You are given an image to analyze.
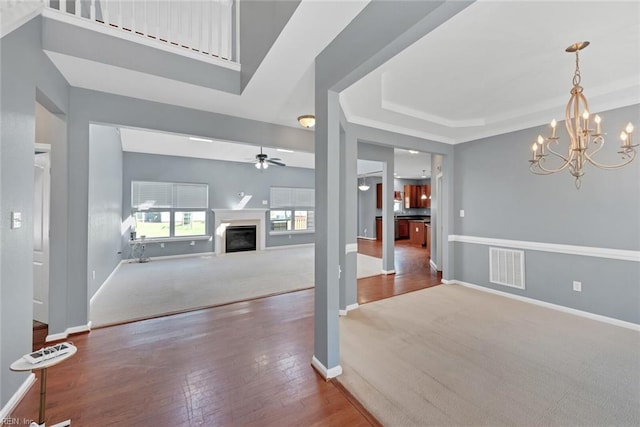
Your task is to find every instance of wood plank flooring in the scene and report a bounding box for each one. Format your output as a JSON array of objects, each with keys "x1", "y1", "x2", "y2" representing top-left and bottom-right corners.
[
  {"x1": 10, "y1": 241, "x2": 438, "y2": 426},
  {"x1": 357, "y1": 239, "x2": 442, "y2": 304}
]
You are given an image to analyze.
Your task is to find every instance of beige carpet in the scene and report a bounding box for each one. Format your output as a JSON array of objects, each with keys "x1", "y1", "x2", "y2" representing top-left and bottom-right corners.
[
  {"x1": 339, "y1": 284, "x2": 640, "y2": 427},
  {"x1": 91, "y1": 246, "x2": 381, "y2": 327}
]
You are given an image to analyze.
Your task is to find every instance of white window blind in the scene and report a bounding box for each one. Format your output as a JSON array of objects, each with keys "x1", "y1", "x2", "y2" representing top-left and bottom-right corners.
[
  {"x1": 270, "y1": 187, "x2": 315, "y2": 208},
  {"x1": 132, "y1": 181, "x2": 208, "y2": 209}
]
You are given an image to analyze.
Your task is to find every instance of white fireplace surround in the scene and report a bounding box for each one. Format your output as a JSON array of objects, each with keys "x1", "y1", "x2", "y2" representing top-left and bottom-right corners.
[{"x1": 212, "y1": 209, "x2": 267, "y2": 255}]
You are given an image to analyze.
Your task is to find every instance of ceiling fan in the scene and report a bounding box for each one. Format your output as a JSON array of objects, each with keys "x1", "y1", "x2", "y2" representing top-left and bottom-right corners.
[{"x1": 254, "y1": 146, "x2": 286, "y2": 169}]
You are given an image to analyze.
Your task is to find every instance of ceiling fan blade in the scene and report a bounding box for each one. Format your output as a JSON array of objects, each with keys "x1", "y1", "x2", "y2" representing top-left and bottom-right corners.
[
  {"x1": 270, "y1": 157, "x2": 282, "y2": 161},
  {"x1": 267, "y1": 159, "x2": 286, "y2": 167}
]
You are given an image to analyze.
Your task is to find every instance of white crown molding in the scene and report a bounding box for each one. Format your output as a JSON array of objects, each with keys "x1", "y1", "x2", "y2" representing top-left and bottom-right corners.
[
  {"x1": 311, "y1": 356, "x2": 343, "y2": 379},
  {"x1": 446, "y1": 280, "x2": 640, "y2": 331},
  {"x1": 347, "y1": 115, "x2": 456, "y2": 144},
  {"x1": 448, "y1": 235, "x2": 640, "y2": 262},
  {"x1": 0, "y1": 374, "x2": 36, "y2": 422},
  {"x1": 381, "y1": 98, "x2": 485, "y2": 128}
]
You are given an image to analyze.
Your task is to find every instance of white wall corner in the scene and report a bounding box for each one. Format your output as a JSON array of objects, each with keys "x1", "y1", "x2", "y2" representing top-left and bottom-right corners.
[
  {"x1": 311, "y1": 356, "x2": 343, "y2": 380},
  {"x1": 0, "y1": 373, "x2": 36, "y2": 422}
]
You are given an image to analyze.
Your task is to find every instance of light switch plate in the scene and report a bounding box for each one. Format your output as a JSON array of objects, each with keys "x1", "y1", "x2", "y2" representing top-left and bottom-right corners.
[
  {"x1": 459, "y1": 210, "x2": 465, "y2": 218},
  {"x1": 11, "y1": 211, "x2": 22, "y2": 229}
]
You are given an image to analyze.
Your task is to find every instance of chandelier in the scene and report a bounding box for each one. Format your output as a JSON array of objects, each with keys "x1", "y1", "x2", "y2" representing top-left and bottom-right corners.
[{"x1": 529, "y1": 41, "x2": 636, "y2": 189}]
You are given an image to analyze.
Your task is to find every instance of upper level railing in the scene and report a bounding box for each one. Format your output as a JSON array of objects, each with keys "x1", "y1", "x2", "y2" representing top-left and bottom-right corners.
[{"x1": 41, "y1": 0, "x2": 238, "y2": 64}]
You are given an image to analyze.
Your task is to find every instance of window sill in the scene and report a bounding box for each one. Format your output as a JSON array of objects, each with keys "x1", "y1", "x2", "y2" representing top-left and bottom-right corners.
[
  {"x1": 129, "y1": 236, "x2": 211, "y2": 244},
  {"x1": 269, "y1": 231, "x2": 315, "y2": 236}
]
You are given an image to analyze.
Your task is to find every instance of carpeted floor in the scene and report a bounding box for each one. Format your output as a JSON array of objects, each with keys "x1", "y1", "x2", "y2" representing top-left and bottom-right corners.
[
  {"x1": 91, "y1": 245, "x2": 381, "y2": 327},
  {"x1": 339, "y1": 284, "x2": 640, "y2": 427}
]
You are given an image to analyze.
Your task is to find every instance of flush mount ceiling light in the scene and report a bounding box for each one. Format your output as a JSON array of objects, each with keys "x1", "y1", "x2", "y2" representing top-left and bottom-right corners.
[
  {"x1": 358, "y1": 177, "x2": 370, "y2": 191},
  {"x1": 297, "y1": 115, "x2": 315, "y2": 129},
  {"x1": 529, "y1": 41, "x2": 636, "y2": 189},
  {"x1": 408, "y1": 150, "x2": 419, "y2": 154}
]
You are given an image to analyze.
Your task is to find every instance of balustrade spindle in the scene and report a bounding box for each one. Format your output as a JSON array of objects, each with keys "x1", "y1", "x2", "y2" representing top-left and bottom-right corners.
[
  {"x1": 74, "y1": 0, "x2": 80, "y2": 17},
  {"x1": 117, "y1": 0, "x2": 123, "y2": 29},
  {"x1": 59, "y1": 0, "x2": 66, "y2": 14},
  {"x1": 89, "y1": 0, "x2": 95, "y2": 21}
]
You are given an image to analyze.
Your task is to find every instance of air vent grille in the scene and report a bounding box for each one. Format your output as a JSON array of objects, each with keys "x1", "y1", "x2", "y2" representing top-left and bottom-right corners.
[{"x1": 489, "y1": 247, "x2": 525, "y2": 289}]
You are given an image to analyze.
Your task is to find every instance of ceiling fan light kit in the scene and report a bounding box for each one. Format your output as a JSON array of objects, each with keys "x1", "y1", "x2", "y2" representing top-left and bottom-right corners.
[
  {"x1": 358, "y1": 177, "x2": 370, "y2": 191},
  {"x1": 255, "y1": 146, "x2": 286, "y2": 170},
  {"x1": 528, "y1": 41, "x2": 636, "y2": 189}
]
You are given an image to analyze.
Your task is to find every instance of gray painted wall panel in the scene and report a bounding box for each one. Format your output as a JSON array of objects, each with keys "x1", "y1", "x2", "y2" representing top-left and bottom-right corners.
[
  {"x1": 88, "y1": 125, "x2": 123, "y2": 298},
  {"x1": 453, "y1": 104, "x2": 640, "y2": 323},
  {"x1": 357, "y1": 176, "x2": 381, "y2": 238},
  {"x1": 0, "y1": 17, "x2": 69, "y2": 407},
  {"x1": 122, "y1": 152, "x2": 315, "y2": 258},
  {"x1": 43, "y1": 18, "x2": 240, "y2": 94},
  {"x1": 239, "y1": 0, "x2": 300, "y2": 90}
]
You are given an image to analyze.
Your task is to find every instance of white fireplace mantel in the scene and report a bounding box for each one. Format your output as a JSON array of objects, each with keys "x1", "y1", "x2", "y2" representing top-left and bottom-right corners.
[{"x1": 212, "y1": 209, "x2": 267, "y2": 255}]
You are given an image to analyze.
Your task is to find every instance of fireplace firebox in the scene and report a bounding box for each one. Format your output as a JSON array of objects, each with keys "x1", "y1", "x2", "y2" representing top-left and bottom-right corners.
[{"x1": 225, "y1": 225, "x2": 257, "y2": 253}]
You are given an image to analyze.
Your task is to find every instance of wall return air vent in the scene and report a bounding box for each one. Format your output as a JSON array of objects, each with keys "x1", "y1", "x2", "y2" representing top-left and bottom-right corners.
[{"x1": 489, "y1": 247, "x2": 525, "y2": 290}]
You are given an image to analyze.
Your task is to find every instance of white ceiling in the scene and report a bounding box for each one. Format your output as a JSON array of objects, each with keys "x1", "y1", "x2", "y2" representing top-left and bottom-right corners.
[
  {"x1": 121, "y1": 127, "x2": 432, "y2": 178},
  {"x1": 342, "y1": 0, "x2": 640, "y2": 144},
  {"x1": 49, "y1": 1, "x2": 639, "y2": 152}
]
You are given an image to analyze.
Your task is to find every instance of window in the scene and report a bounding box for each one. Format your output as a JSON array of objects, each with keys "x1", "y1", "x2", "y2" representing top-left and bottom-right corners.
[
  {"x1": 269, "y1": 187, "x2": 314, "y2": 233},
  {"x1": 132, "y1": 181, "x2": 208, "y2": 239}
]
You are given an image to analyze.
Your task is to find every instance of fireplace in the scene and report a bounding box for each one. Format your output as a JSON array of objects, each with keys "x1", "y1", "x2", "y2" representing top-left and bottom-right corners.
[
  {"x1": 225, "y1": 225, "x2": 257, "y2": 253},
  {"x1": 212, "y1": 209, "x2": 267, "y2": 255}
]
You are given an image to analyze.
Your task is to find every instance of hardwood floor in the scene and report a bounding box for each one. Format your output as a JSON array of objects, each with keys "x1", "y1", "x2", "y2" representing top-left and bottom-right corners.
[
  {"x1": 357, "y1": 239, "x2": 442, "y2": 304},
  {"x1": 10, "y1": 240, "x2": 438, "y2": 426}
]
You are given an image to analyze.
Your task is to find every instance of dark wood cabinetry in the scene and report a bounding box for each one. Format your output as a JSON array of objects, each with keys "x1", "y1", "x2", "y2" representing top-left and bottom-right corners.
[
  {"x1": 376, "y1": 183, "x2": 382, "y2": 209},
  {"x1": 404, "y1": 184, "x2": 431, "y2": 209},
  {"x1": 397, "y1": 219, "x2": 409, "y2": 239},
  {"x1": 375, "y1": 218, "x2": 382, "y2": 241},
  {"x1": 409, "y1": 221, "x2": 425, "y2": 246}
]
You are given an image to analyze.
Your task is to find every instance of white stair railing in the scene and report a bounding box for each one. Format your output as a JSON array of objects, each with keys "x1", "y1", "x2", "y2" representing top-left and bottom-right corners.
[{"x1": 41, "y1": 0, "x2": 237, "y2": 63}]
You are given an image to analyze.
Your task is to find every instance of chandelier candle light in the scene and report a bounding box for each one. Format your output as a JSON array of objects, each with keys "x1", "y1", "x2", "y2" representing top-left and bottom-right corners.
[{"x1": 529, "y1": 41, "x2": 636, "y2": 189}]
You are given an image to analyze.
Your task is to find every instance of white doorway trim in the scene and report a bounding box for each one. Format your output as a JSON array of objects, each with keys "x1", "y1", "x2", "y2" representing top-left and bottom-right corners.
[
  {"x1": 33, "y1": 151, "x2": 51, "y2": 323},
  {"x1": 435, "y1": 172, "x2": 443, "y2": 271}
]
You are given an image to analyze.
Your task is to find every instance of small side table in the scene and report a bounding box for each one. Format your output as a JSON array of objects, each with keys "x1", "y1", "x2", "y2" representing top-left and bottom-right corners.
[{"x1": 10, "y1": 344, "x2": 77, "y2": 427}]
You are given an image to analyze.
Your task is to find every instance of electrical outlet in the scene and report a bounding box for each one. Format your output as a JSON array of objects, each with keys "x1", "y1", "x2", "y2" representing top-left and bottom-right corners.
[
  {"x1": 262, "y1": 200, "x2": 268, "y2": 205},
  {"x1": 190, "y1": 241, "x2": 195, "y2": 246},
  {"x1": 160, "y1": 242, "x2": 165, "y2": 248},
  {"x1": 573, "y1": 281, "x2": 582, "y2": 292},
  {"x1": 92, "y1": 270, "x2": 96, "y2": 280}
]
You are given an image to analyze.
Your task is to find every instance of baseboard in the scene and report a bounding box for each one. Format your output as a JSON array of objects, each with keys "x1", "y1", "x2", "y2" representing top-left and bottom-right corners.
[
  {"x1": 339, "y1": 303, "x2": 359, "y2": 316},
  {"x1": 90, "y1": 262, "x2": 122, "y2": 305},
  {"x1": 311, "y1": 356, "x2": 343, "y2": 380},
  {"x1": 449, "y1": 279, "x2": 640, "y2": 331},
  {"x1": 381, "y1": 269, "x2": 396, "y2": 275},
  {"x1": 357, "y1": 236, "x2": 376, "y2": 241},
  {"x1": 265, "y1": 243, "x2": 315, "y2": 250},
  {"x1": 123, "y1": 251, "x2": 216, "y2": 264},
  {"x1": 429, "y1": 259, "x2": 438, "y2": 271},
  {"x1": 345, "y1": 243, "x2": 358, "y2": 254},
  {"x1": 46, "y1": 322, "x2": 92, "y2": 342},
  {"x1": 0, "y1": 373, "x2": 35, "y2": 422}
]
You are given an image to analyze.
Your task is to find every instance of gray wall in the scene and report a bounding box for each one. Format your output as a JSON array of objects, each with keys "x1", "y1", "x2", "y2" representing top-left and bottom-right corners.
[
  {"x1": 122, "y1": 152, "x2": 315, "y2": 258},
  {"x1": 453, "y1": 103, "x2": 640, "y2": 324},
  {"x1": 0, "y1": 17, "x2": 69, "y2": 408},
  {"x1": 239, "y1": 0, "x2": 300, "y2": 90},
  {"x1": 357, "y1": 176, "x2": 381, "y2": 238},
  {"x1": 88, "y1": 125, "x2": 123, "y2": 298}
]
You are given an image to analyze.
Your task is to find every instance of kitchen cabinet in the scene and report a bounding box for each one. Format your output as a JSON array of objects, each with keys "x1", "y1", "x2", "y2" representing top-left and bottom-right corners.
[
  {"x1": 376, "y1": 183, "x2": 382, "y2": 209},
  {"x1": 425, "y1": 223, "x2": 431, "y2": 252},
  {"x1": 404, "y1": 184, "x2": 431, "y2": 209},
  {"x1": 397, "y1": 219, "x2": 409, "y2": 239},
  {"x1": 375, "y1": 218, "x2": 382, "y2": 241},
  {"x1": 409, "y1": 221, "x2": 425, "y2": 246}
]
